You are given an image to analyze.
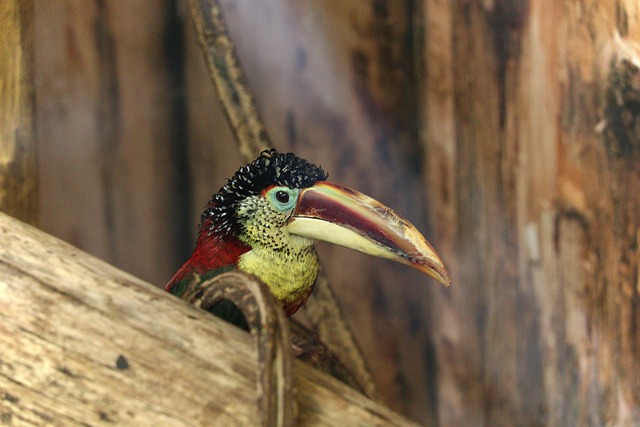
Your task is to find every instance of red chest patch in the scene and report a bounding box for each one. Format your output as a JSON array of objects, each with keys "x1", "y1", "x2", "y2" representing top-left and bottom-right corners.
[{"x1": 165, "y1": 231, "x2": 250, "y2": 293}]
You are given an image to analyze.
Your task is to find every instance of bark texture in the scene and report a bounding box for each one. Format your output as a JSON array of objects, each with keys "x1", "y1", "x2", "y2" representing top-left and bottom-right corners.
[{"x1": 422, "y1": 0, "x2": 640, "y2": 425}]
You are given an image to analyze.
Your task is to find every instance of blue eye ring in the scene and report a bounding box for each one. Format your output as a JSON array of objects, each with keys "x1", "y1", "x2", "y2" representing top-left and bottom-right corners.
[{"x1": 267, "y1": 187, "x2": 299, "y2": 212}]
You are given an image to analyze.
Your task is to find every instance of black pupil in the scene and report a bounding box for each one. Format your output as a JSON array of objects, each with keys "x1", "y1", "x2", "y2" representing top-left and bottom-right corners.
[{"x1": 275, "y1": 190, "x2": 290, "y2": 203}]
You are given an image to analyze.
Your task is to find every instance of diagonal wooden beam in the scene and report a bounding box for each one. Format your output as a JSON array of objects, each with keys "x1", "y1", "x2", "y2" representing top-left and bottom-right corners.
[{"x1": 186, "y1": 0, "x2": 270, "y2": 161}]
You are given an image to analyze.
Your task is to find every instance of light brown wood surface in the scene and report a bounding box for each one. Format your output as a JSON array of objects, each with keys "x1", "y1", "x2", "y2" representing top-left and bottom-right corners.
[
  {"x1": 422, "y1": 0, "x2": 640, "y2": 425},
  {"x1": 0, "y1": 211, "x2": 416, "y2": 426}
]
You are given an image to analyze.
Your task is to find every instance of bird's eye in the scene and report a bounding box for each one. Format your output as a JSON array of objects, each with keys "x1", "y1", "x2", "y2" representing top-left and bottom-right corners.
[
  {"x1": 275, "y1": 190, "x2": 289, "y2": 203},
  {"x1": 267, "y1": 187, "x2": 298, "y2": 212}
]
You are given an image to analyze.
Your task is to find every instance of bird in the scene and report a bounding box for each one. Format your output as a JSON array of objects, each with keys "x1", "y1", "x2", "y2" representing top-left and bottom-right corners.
[{"x1": 166, "y1": 149, "x2": 450, "y2": 318}]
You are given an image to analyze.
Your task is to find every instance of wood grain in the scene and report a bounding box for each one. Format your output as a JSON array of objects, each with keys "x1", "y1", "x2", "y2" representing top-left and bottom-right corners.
[
  {"x1": 421, "y1": 0, "x2": 640, "y2": 424},
  {"x1": 0, "y1": 211, "x2": 417, "y2": 426},
  {"x1": 33, "y1": 0, "x2": 188, "y2": 285}
]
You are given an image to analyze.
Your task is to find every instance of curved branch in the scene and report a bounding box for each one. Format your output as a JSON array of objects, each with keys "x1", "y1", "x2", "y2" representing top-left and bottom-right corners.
[{"x1": 185, "y1": 272, "x2": 295, "y2": 427}]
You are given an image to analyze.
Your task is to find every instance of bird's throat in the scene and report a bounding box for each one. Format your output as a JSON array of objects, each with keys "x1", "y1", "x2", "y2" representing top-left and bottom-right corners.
[{"x1": 237, "y1": 244, "x2": 319, "y2": 314}]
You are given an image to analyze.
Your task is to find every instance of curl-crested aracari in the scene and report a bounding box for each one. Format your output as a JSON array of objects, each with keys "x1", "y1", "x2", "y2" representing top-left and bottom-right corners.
[{"x1": 166, "y1": 149, "x2": 450, "y2": 317}]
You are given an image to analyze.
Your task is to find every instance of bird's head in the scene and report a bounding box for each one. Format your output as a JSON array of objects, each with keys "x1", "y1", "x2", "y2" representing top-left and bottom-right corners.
[
  {"x1": 199, "y1": 149, "x2": 451, "y2": 288},
  {"x1": 201, "y1": 149, "x2": 328, "y2": 254}
]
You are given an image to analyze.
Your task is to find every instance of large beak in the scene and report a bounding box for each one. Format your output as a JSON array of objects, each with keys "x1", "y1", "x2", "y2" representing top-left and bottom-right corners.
[{"x1": 286, "y1": 181, "x2": 451, "y2": 286}]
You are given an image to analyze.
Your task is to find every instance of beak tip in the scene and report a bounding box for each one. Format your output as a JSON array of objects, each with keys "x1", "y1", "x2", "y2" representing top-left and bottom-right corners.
[
  {"x1": 432, "y1": 267, "x2": 452, "y2": 287},
  {"x1": 412, "y1": 258, "x2": 451, "y2": 287},
  {"x1": 441, "y1": 275, "x2": 452, "y2": 287}
]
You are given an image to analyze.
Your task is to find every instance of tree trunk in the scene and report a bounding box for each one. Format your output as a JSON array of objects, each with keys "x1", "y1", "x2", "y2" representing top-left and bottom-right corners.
[
  {"x1": 422, "y1": 0, "x2": 640, "y2": 425},
  {"x1": 0, "y1": 0, "x2": 37, "y2": 225}
]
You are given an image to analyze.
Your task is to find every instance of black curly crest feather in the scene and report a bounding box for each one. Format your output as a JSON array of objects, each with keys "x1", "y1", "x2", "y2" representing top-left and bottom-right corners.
[{"x1": 201, "y1": 149, "x2": 328, "y2": 236}]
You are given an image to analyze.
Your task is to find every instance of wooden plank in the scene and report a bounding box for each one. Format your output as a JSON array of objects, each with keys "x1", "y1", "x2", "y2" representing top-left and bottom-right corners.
[
  {"x1": 0, "y1": 212, "x2": 417, "y2": 426},
  {"x1": 33, "y1": 0, "x2": 187, "y2": 285},
  {"x1": 0, "y1": 0, "x2": 38, "y2": 225}
]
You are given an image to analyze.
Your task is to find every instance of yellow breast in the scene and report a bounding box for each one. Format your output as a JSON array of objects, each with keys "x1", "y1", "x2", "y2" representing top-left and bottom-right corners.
[{"x1": 237, "y1": 245, "x2": 319, "y2": 305}]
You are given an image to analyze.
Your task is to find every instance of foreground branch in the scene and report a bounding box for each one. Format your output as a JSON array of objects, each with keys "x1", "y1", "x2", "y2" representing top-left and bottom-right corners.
[{"x1": 183, "y1": 272, "x2": 295, "y2": 427}]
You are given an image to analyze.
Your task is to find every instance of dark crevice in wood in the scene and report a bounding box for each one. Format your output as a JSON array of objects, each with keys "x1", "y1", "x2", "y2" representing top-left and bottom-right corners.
[
  {"x1": 164, "y1": 0, "x2": 193, "y2": 263},
  {"x1": 94, "y1": 0, "x2": 121, "y2": 263},
  {"x1": 488, "y1": 0, "x2": 529, "y2": 128},
  {"x1": 604, "y1": 58, "x2": 640, "y2": 159}
]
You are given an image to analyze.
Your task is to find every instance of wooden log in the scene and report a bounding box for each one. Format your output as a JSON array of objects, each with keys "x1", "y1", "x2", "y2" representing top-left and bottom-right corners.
[
  {"x1": 0, "y1": 0, "x2": 37, "y2": 225},
  {"x1": 0, "y1": 211, "x2": 416, "y2": 426}
]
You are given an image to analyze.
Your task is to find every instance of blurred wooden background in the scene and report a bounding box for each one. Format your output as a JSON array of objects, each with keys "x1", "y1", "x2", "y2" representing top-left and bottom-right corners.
[{"x1": 2, "y1": 0, "x2": 638, "y2": 425}]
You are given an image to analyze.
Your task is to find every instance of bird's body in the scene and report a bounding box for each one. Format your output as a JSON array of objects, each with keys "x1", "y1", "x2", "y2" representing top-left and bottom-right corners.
[{"x1": 166, "y1": 149, "x2": 450, "y2": 317}]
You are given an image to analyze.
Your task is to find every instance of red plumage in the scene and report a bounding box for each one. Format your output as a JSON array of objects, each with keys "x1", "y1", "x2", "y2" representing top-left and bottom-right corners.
[{"x1": 165, "y1": 218, "x2": 250, "y2": 294}]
